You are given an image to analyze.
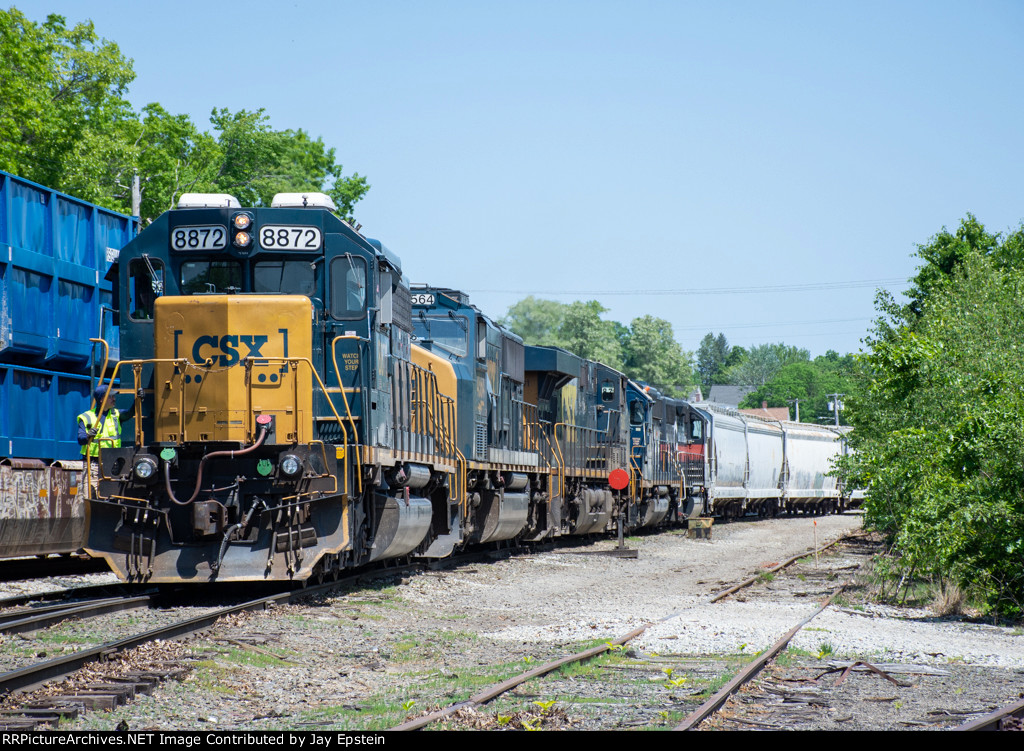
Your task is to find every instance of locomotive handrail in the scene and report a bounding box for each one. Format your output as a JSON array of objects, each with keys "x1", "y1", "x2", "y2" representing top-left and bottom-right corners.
[
  {"x1": 88, "y1": 337, "x2": 110, "y2": 391},
  {"x1": 247, "y1": 355, "x2": 356, "y2": 497},
  {"x1": 86, "y1": 337, "x2": 112, "y2": 499},
  {"x1": 397, "y1": 358, "x2": 467, "y2": 512},
  {"x1": 552, "y1": 421, "x2": 611, "y2": 500},
  {"x1": 412, "y1": 391, "x2": 467, "y2": 513},
  {"x1": 330, "y1": 335, "x2": 369, "y2": 494},
  {"x1": 86, "y1": 357, "x2": 189, "y2": 499},
  {"x1": 551, "y1": 422, "x2": 568, "y2": 500}
]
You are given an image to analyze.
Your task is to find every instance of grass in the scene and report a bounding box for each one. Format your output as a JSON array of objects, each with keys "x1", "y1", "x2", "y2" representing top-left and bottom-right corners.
[
  {"x1": 774, "y1": 646, "x2": 815, "y2": 667},
  {"x1": 33, "y1": 630, "x2": 95, "y2": 646},
  {"x1": 387, "y1": 630, "x2": 478, "y2": 663},
  {"x1": 196, "y1": 645, "x2": 296, "y2": 669},
  {"x1": 757, "y1": 571, "x2": 775, "y2": 583},
  {"x1": 293, "y1": 660, "x2": 533, "y2": 730}
]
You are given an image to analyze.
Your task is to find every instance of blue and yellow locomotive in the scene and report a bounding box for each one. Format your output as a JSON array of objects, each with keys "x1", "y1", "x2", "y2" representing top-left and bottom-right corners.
[{"x1": 86, "y1": 193, "x2": 460, "y2": 582}]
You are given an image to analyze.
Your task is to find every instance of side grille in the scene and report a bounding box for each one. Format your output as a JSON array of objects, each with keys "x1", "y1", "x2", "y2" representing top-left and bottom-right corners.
[
  {"x1": 474, "y1": 422, "x2": 488, "y2": 461},
  {"x1": 393, "y1": 283, "x2": 413, "y2": 333}
]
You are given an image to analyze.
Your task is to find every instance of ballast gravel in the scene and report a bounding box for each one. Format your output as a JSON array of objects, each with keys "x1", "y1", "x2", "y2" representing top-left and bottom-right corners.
[{"x1": 3, "y1": 512, "x2": 1022, "y2": 731}]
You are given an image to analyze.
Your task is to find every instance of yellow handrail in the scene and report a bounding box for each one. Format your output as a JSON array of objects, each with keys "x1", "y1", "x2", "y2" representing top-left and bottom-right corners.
[
  {"x1": 329, "y1": 336, "x2": 368, "y2": 495},
  {"x1": 250, "y1": 355, "x2": 354, "y2": 497},
  {"x1": 85, "y1": 357, "x2": 189, "y2": 500},
  {"x1": 552, "y1": 422, "x2": 569, "y2": 500}
]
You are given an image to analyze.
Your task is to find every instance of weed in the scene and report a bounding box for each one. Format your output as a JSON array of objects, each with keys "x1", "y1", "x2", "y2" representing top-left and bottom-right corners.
[
  {"x1": 932, "y1": 580, "x2": 964, "y2": 616},
  {"x1": 533, "y1": 700, "x2": 557, "y2": 714},
  {"x1": 816, "y1": 642, "x2": 835, "y2": 659},
  {"x1": 758, "y1": 571, "x2": 775, "y2": 583},
  {"x1": 401, "y1": 700, "x2": 415, "y2": 712},
  {"x1": 796, "y1": 573, "x2": 807, "y2": 582}
]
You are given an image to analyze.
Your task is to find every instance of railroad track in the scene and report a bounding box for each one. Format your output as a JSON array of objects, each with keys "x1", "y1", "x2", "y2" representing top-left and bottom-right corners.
[
  {"x1": 0, "y1": 556, "x2": 108, "y2": 583},
  {"x1": 15, "y1": 518, "x2": 1010, "y2": 732},
  {"x1": 956, "y1": 698, "x2": 1024, "y2": 731},
  {"x1": 0, "y1": 563, "x2": 424, "y2": 729},
  {"x1": 389, "y1": 533, "x2": 869, "y2": 731},
  {"x1": 0, "y1": 594, "x2": 155, "y2": 636}
]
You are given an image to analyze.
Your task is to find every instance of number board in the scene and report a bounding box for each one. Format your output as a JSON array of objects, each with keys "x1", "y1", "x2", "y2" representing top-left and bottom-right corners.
[
  {"x1": 171, "y1": 226, "x2": 228, "y2": 251},
  {"x1": 411, "y1": 293, "x2": 435, "y2": 306},
  {"x1": 259, "y1": 225, "x2": 323, "y2": 251}
]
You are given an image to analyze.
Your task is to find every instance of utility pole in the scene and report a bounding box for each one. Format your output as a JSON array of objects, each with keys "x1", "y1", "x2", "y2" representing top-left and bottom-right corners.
[
  {"x1": 131, "y1": 171, "x2": 141, "y2": 218},
  {"x1": 786, "y1": 398, "x2": 801, "y2": 422},
  {"x1": 826, "y1": 393, "x2": 844, "y2": 427}
]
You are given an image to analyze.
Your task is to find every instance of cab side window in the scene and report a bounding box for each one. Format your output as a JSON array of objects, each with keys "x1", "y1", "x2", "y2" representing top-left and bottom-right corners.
[
  {"x1": 129, "y1": 258, "x2": 163, "y2": 321},
  {"x1": 330, "y1": 256, "x2": 367, "y2": 319}
]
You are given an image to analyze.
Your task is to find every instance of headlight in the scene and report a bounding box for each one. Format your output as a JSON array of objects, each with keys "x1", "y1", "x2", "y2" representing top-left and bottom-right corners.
[
  {"x1": 133, "y1": 456, "x2": 158, "y2": 481},
  {"x1": 279, "y1": 454, "x2": 302, "y2": 477},
  {"x1": 233, "y1": 230, "x2": 252, "y2": 248}
]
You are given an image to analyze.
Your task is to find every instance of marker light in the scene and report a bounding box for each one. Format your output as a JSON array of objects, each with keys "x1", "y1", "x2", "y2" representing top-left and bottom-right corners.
[
  {"x1": 233, "y1": 230, "x2": 252, "y2": 248},
  {"x1": 233, "y1": 213, "x2": 253, "y2": 230}
]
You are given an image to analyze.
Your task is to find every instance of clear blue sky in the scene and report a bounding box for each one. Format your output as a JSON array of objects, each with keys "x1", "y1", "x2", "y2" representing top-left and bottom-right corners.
[{"x1": 19, "y1": 0, "x2": 1024, "y2": 357}]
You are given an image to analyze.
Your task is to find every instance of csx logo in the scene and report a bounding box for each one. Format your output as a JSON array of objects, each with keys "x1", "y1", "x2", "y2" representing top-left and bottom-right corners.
[{"x1": 173, "y1": 329, "x2": 289, "y2": 367}]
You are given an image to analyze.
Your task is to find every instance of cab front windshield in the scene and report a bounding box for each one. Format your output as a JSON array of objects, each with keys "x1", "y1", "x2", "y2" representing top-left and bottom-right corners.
[{"x1": 412, "y1": 313, "x2": 468, "y2": 357}]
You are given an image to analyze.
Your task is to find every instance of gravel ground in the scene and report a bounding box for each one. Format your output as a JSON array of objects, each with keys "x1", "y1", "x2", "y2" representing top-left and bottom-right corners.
[{"x1": 3, "y1": 512, "x2": 1022, "y2": 731}]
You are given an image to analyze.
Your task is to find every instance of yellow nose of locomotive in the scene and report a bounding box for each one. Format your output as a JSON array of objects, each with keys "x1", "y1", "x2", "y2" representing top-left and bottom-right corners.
[{"x1": 153, "y1": 295, "x2": 313, "y2": 444}]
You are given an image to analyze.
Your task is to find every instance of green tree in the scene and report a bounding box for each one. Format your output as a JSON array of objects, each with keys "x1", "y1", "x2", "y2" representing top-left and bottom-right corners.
[
  {"x1": 725, "y1": 342, "x2": 809, "y2": 390},
  {"x1": 557, "y1": 300, "x2": 622, "y2": 368},
  {"x1": 499, "y1": 297, "x2": 567, "y2": 346},
  {"x1": 623, "y1": 315, "x2": 694, "y2": 395},
  {"x1": 131, "y1": 103, "x2": 219, "y2": 223},
  {"x1": 0, "y1": 9, "x2": 370, "y2": 222},
  {"x1": 696, "y1": 332, "x2": 732, "y2": 395},
  {"x1": 740, "y1": 354, "x2": 859, "y2": 423},
  {"x1": 0, "y1": 9, "x2": 136, "y2": 204},
  {"x1": 846, "y1": 218, "x2": 1024, "y2": 616}
]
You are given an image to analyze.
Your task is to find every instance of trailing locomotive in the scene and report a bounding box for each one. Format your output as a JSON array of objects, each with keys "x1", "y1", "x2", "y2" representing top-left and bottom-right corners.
[{"x1": 83, "y1": 193, "x2": 855, "y2": 583}]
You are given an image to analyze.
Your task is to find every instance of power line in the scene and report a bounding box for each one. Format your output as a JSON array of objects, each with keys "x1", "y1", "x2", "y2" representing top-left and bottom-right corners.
[
  {"x1": 467, "y1": 278, "x2": 909, "y2": 296},
  {"x1": 674, "y1": 316, "x2": 871, "y2": 332}
]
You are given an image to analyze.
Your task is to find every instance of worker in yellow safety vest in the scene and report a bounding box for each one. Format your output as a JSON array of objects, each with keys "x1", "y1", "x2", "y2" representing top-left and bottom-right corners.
[
  {"x1": 77, "y1": 383, "x2": 137, "y2": 456},
  {"x1": 78, "y1": 383, "x2": 143, "y2": 497}
]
